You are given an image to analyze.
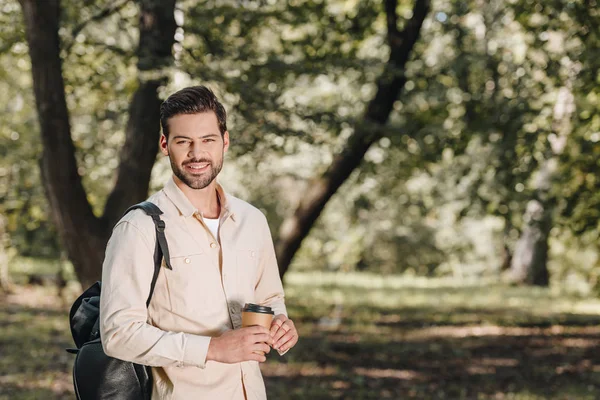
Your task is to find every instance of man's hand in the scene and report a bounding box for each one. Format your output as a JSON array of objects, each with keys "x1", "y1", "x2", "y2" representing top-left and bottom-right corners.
[
  {"x1": 269, "y1": 314, "x2": 298, "y2": 354},
  {"x1": 207, "y1": 326, "x2": 273, "y2": 363}
]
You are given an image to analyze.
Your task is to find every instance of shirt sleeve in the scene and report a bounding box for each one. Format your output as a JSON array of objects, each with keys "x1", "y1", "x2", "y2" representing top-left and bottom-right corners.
[
  {"x1": 99, "y1": 219, "x2": 211, "y2": 368},
  {"x1": 254, "y1": 214, "x2": 287, "y2": 318}
]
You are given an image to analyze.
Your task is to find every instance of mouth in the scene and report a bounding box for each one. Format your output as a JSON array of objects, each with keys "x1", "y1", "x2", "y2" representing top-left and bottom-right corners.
[{"x1": 184, "y1": 162, "x2": 211, "y2": 174}]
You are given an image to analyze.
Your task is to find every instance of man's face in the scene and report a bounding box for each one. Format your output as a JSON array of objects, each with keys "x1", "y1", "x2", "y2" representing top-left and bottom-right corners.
[{"x1": 160, "y1": 112, "x2": 229, "y2": 190}]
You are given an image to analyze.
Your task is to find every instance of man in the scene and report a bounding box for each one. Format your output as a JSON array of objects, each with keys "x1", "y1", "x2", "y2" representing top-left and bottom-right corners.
[{"x1": 100, "y1": 86, "x2": 298, "y2": 399}]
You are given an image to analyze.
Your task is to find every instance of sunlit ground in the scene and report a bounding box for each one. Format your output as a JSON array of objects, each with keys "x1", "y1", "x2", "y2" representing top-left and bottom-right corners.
[{"x1": 1, "y1": 270, "x2": 600, "y2": 399}]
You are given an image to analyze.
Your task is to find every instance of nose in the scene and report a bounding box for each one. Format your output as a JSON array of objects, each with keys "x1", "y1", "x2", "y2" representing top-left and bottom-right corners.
[{"x1": 188, "y1": 141, "x2": 206, "y2": 159}]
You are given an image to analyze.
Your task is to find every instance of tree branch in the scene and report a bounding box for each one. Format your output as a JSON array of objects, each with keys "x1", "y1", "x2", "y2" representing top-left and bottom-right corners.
[
  {"x1": 385, "y1": 0, "x2": 400, "y2": 47},
  {"x1": 84, "y1": 40, "x2": 130, "y2": 57},
  {"x1": 63, "y1": 0, "x2": 131, "y2": 53},
  {"x1": 275, "y1": 0, "x2": 431, "y2": 278}
]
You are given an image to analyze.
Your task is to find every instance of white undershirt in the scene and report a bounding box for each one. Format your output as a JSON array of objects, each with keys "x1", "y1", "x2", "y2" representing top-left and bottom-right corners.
[{"x1": 203, "y1": 217, "x2": 220, "y2": 241}]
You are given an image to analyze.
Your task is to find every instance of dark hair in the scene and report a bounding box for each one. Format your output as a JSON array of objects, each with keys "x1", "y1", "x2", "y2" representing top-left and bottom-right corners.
[{"x1": 160, "y1": 86, "x2": 227, "y2": 138}]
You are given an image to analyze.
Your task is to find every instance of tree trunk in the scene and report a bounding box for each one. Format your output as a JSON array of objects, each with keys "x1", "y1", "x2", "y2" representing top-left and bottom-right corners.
[
  {"x1": 500, "y1": 220, "x2": 514, "y2": 271},
  {"x1": 510, "y1": 84, "x2": 576, "y2": 285},
  {"x1": 510, "y1": 198, "x2": 551, "y2": 285},
  {"x1": 103, "y1": 0, "x2": 177, "y2": 229},
  {"x1": 20, "y1": 0, "x2": 106, "y2": 288},
  {"x1": 20, "y1": 0, "x2": 176, "y2": 288},
  {"x1": 275, "y1": 0, "x2": 431, "y2": 278},
  {"x1": 0, "y1": 214, "x2": 12, "y2": 293}
]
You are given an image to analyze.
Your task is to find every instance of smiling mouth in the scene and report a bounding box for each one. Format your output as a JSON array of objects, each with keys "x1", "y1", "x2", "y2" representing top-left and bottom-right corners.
[{"x1": 185, "y1": 162, "x2": 210, "y2": 173}]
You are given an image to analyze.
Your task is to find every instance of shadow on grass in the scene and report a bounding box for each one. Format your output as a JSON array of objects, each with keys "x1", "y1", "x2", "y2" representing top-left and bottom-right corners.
[
  {"x1": 373, "y1": 306, "x2": 600, "y2": 329},
  {"x1": 0, "y1": 385, "x2": 70, "y2": 400},
  {"x1": 289, "y1": 299, "x2": 600, "y2": 329},
  {"x1": 263, "y1": 306, "x2": 600, "y2": 399},
  {"x1": 0, "y1": 299, "x2": 73, "y2": 399},
  {"x1": 2, "y1": 284, "x2": 600, "y2": 399}
]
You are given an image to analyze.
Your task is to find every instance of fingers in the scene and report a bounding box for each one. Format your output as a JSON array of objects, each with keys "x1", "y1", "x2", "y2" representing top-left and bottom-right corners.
[
  {"x1": 253, "y1": 342, "x2": 271, "y2": 354},
  {"x1": 271, "y1": 318, "x2": 294, "y2": 343},
  {"x1": 250, "y1": 332, "x2": 273, "y2": 346},
  {"x1": 241, "y1": 326, "x2": 273, "y2": 344},
  {"x1": 272, "y1": 319, "x2": 298, "y2": 353},
  {"x1": 245, "y1": 325, "x2": 270, "y2": 335},
  {"x1": 273, "y1": 329, "x2": 297, "y2": 352},
  {"x1": 247, "y1": 352, "x2": 267, "y2": 363},
  {"x1": 242, "y1": 316, "x2": 298, "y2": 358},
  {"x1": 269, "y1": 315, "x2": 286, "y2": 336},
  {"x1": 271, "y1": 325, "x2": 288, "y2": 344},
  {"x1": 247, "y1": 343, "x2": 270, "y2": 362}
]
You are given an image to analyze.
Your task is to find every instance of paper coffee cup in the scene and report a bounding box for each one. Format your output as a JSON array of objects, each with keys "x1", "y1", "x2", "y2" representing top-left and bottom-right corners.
[
  {"x1": 241, "y1": 303, "x2": 274, "y2": 329},
  {"x1": 241, "y1": 303, "x2": 274, "y2": 355}
]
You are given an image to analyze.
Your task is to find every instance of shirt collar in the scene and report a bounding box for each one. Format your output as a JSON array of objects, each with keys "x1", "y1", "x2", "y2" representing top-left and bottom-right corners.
[{"x1": 163, "y1": 176, "x2": 237, "y2": 221}]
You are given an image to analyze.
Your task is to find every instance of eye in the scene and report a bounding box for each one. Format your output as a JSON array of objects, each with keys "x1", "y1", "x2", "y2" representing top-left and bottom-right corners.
[
  {"x1": 176, "y1": 140, "x2": 190, "y2": 145},
  {"x1": 203, "y1": 138, "x2": 215, "y2": 143}
]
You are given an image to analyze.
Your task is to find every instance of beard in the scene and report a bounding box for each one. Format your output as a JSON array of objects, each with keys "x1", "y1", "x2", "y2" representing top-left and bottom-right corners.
[{"x1": 170, "y1": 155, "x2": 223, "y2": 190}]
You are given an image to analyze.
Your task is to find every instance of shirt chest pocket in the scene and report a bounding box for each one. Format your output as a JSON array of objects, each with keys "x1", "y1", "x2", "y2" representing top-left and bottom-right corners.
[{"x1": 162, "y1": 253, "x2": 222, "y2": 316}]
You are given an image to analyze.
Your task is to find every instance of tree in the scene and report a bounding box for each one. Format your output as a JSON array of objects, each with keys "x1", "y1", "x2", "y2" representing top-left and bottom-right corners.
[
  {"x1": 19, "y1": 0, "x2": 430, "y2": 284},
  {"x1": 178, "y1": 0, "x2": 431, "y2": 277},
  {"x1": 19, "y1": 0, "x2": 176, "y2": 287},
  {"x1": 507, "y1": 0, "x2": 596, "y2": 285},
  {"x1": 414, "y1": 0, "x2": 596, "y2": 285},
  {"x1": 510, "y1": 84, "x2": 576, "y2": 285},
  {"x1": 274, "y1": 0, "x2": 431, "y2": 277},
  {"x1": 1, "y1": 1, "x2": 58, "y2": 260}
]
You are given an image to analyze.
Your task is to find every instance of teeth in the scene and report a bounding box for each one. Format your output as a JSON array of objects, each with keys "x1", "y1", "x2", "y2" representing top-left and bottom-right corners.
[{"x1": 189, "y1": 163, "x2": 209, "y2": 169}]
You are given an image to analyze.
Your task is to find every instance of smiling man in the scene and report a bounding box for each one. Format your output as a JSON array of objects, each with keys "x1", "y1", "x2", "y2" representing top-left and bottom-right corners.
[{"x1": 99, "y1": 86, "x2": 298, "y2": 399}]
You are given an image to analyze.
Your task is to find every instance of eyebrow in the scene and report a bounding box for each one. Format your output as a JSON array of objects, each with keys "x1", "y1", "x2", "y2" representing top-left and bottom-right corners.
[{"x1": 172, "y1": 134, "x2": 219, "y2": 140}]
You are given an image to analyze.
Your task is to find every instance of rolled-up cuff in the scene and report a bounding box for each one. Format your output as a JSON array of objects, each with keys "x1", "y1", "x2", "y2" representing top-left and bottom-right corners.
[{"x1": 183, "y1": 334, "x2": 211, "y2": 368}]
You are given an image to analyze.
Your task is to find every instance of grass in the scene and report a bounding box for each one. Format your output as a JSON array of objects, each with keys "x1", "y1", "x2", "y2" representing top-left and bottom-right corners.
[{"x1": 2, "y1": 269, "x2": 600, "y2": 399}]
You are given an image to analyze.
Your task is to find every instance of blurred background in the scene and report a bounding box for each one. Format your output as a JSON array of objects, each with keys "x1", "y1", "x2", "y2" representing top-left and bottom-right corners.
[{"x1": 1, "y1": 0, "x2": 599, "y2": 399}]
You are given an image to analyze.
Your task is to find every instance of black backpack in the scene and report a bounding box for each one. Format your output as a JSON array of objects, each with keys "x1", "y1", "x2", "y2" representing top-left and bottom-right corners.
[{"x1": 67, "y1": 201, "x2": 173, "y2": 400}]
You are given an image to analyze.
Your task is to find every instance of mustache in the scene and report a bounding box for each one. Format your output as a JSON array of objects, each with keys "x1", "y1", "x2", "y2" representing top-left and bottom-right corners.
[{"x1": 183, "y1": 158, "x2": 212, "y2": 165}]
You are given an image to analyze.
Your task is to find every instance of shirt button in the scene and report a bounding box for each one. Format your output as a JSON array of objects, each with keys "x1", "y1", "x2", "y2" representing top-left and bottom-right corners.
[
  {"x1": 210, "y1": 242, "x2": 217, "y2": 249},
  {"x1": 184, "y1": 258, "x2": 190, "y2": 264},
  {"x1": 250, "y1": 251, "x2": 255, "y2": 258}
]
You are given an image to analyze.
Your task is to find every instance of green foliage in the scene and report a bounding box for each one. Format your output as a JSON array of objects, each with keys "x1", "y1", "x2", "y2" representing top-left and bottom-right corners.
[
  {"x1": 0, "y1": 0, "x2": 139, "y2": 257},
  {"x1": 0, "y1": 1, "x2": 59, "y2": 258},
  {"x1": 59, "y1": 0, "x2": 140, "y2": 215},
  {"x1": 2, "y1": 0, "x2": 600, "y2": 287}
]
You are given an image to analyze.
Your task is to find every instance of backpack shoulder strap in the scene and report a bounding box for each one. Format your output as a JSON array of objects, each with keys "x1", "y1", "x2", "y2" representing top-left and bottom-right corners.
[
  {"x1": 124, "y1": 201, "x2": 162, "y2": 217},
  {"x1": 124, "y1": 201, "x2": 172, "y2": 307}
]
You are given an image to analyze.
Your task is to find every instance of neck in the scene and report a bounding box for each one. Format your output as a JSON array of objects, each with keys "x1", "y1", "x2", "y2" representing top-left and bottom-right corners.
[{"x1": 172, "y1": 175, "x2": 221, "y2": 219}]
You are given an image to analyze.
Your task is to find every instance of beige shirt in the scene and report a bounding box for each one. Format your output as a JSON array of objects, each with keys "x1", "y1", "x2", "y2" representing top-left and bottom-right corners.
[{"x1": 100, "y1": 177, "x2": 287, "y2": 399}]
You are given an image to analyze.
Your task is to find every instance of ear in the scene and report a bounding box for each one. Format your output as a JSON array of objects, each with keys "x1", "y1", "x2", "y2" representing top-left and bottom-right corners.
[
  {"x1": 223, "y1": 131, "x2": 230, "y2": 154},
  {"x1": 160, "y1": 134, "x2": 169, "y2": 156}
]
